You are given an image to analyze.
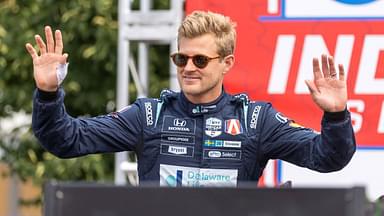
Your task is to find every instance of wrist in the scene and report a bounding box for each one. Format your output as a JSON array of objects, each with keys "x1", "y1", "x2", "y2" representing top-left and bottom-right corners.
[
  {"x1": 324, "y1": 108, "x2": 348, "y2": 122},
  {"x1": 37, "y1": 88, "x2": 59, "y2": 101},
  {"x1": 36, "y1": 83, "x2": 58, "y2": 92}
]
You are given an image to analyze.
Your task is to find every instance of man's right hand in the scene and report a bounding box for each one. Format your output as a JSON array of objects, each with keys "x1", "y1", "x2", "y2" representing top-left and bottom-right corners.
[{"x1": 26, "y1": 26, "x2": 68, "y2": 92}]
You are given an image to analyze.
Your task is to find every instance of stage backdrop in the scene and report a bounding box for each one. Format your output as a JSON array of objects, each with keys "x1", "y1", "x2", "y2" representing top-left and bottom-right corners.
[{"x1": 186, "y1": 0, "x2": 384, "y2": 200}]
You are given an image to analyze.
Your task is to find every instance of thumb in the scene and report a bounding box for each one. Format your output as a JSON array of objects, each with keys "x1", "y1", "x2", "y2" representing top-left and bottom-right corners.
[
  {"x1": 305, "y1": 80, "x2": 318, "y2": 95},
  {"x1": 60, "y1": 53, "x2": 68, "y2": 64}
]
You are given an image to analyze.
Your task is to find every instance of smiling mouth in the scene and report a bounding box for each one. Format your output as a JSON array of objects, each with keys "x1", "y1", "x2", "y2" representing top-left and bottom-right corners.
[{"x1": 183, "y1": 76, "x2": 201, "y2": 81}]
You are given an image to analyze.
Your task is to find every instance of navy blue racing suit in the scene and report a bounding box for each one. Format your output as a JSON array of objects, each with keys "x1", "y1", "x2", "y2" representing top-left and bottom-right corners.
[{"x1": 32, "y1": 88, "x2": 356, "y2": 186}]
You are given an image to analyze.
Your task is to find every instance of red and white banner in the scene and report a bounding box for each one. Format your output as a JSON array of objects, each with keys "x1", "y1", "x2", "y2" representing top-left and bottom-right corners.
[{"x1": 186, "y1": 0, "x2": 384, "y2": 199}]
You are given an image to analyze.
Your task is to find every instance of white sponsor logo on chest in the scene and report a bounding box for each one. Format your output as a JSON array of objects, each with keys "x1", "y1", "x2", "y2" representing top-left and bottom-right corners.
[
  {"x1": 205, "y1": 117, "x2": 222, "y2": 137},
  {"x1": 160, "y1": 164, "x2": 238, "y2": 187},
  {"x1": 168, "y1": 146, "x2": 187, "y2": 155}
]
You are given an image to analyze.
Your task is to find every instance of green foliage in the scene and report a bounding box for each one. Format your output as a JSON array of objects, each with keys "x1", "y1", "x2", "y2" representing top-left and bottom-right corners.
[
  {"x1": 0, "y1": 0, "x2": 172, "y2": 205},
  {"x1": 0, "y1": 0, "x2": 122, "y2": 188},
  {"x1": 0, "y1": 0, "x2": 170, "y2": 116},
  {"x1": 0, "y1": 0, "x2": 120, "y2": 116},
  {"x1": 0, "y1": 124, "x2": 114, "y2": 183}
]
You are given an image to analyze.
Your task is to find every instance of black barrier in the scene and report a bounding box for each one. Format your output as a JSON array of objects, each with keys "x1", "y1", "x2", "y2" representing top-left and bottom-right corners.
[{"x1": 43, "y1": 181, "x2": 367, "y2": 216}]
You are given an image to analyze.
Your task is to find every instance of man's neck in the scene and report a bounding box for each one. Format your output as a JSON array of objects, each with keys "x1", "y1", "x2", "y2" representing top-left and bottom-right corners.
[{"x1": 183, "y1": 88, "x2": 223, "y2": 104}]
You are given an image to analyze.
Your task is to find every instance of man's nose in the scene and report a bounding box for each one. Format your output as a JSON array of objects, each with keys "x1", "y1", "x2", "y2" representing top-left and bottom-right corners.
[{"x1": 184, "y1": 58, "x2": 197, "y2": 71}]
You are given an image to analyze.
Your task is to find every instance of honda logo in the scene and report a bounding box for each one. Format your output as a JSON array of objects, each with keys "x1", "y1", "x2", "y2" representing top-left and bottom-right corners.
[{"x1": 173, "y1": 118, "x2": 187, "y2": 127}]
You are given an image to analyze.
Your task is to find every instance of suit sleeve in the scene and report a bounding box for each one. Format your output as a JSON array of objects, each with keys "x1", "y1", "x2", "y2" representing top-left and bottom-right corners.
[
  {"x1": 32, "y1": 88, "x2": 143, "y2": 158},
  {"x1": 259, "y1": 103, "x2": 356, "y2": 172}
]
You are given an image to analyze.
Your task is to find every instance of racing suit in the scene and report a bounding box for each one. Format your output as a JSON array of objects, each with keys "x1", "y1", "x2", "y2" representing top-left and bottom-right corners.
[{"x1": 32, "y1": 88, "x2": 356, "y2": 186}]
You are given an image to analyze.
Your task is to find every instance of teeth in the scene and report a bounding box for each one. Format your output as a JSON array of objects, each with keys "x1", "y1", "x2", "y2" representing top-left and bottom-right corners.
[{"x1": 184, "y1": 76, "x2": 198, "y2": 79}]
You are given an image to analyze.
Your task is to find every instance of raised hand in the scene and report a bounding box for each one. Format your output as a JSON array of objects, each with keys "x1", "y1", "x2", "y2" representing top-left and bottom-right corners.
[
  {"x1": 305, "y1": 54, "x2": 347, "y2": 112},
  {"x1": 26, "y1": 26, "x2": 68, "y2": 92}
]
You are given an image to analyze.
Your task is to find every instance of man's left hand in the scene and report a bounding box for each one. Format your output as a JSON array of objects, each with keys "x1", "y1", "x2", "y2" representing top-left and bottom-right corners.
[{"x1": 305, "y1": 54, "x2": 347, "y2": 112}]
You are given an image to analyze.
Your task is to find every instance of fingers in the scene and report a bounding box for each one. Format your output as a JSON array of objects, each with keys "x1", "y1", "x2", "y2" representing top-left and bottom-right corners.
[
  {"x1": 35, "y1": 35, "x2": 46, "y2": 55},
  {"x1": 312, "y1": 57, "x2": 323, "y2": 80},
  {"x1": 30, "y1": 26, "x2": 64, "y2": 57},
  {"x1": 313, "y1": 54, "x2": 346, "y2": 83},
  {"x1": 321, "y1": 54, "x2": 330, "y2": 78},
  {"x1": 338, "y1": 64, "x2": 345, "y2": 81},
  {"x1": 328, "y1": 56, "x2": 337, "y2": 78},
  {"x1": 55, "y1": 30, "x2": 63, "y2": 54},
  {"x1": 25, "y1": 43, "x2": 38, "y2": 60},
  {"x1": 317, "y1": 54, "x2": 340, "y2": 79},
  {"x1": 45, "y1": 26, "x2": 55, "y2": 53}
]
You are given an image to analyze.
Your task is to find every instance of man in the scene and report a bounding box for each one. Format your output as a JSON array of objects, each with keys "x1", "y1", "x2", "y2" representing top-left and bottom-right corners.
[{"x1": 26, "y1": 11, "x2": 355, "y2": 187}]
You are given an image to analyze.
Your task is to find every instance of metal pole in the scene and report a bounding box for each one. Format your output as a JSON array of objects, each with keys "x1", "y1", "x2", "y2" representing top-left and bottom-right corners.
[
  {"x1": 115, "y1": 0, "x2": 130, "y2": 185},
  {"x1": 138, "y1": 0, "x2": 151, "y2": 97},
  {"x1": 170, "y1": 0, "x2": 183, "y2": 91}
]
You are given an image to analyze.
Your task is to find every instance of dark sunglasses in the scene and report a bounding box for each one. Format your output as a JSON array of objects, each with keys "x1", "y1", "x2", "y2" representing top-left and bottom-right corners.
[{"x1": 170, "y1": 53, "x2": 221, "y2": 69}]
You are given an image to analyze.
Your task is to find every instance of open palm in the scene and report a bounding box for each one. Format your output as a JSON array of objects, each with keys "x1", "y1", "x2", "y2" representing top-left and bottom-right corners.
[
  {"x1": 305, "y1": 55, "x2": 347, "y2": 112},
  {"x1": 26, "y1": 26, "x2": 68, "y2": 92}
]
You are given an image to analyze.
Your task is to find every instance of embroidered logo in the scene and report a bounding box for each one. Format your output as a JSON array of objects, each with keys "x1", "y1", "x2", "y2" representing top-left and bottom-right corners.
[
  {"x1": 224, "y1": 119, "x2": 243, "y2": 135},
  {"x1": 250, "y1": 105, "x2": 261, "y2": 129},
  {"x1": 144, "y1": 102, "x2": 153, "y2": 126},
  {"x1": 205, "y1": 117, "x2": 222, "y2": 137}
]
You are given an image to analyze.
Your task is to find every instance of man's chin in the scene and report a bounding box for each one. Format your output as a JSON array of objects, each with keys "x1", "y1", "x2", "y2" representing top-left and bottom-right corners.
[
  {"x1": 181, "y1": 86, "x2": 202, "y2": 95},
  {"x1": 181, "y1": 83, "x2": 197, "y2": 89}
]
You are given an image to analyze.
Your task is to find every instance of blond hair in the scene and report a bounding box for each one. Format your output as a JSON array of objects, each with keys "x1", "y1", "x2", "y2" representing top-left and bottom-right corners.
[{"x1": 178, "y1": 11, "x2": 237, "y2": 57}]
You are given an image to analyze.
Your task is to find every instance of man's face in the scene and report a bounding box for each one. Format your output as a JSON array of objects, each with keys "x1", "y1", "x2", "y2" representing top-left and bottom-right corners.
[{"x1": 176, "y1": 34, "x2": 234, "y2": 103}]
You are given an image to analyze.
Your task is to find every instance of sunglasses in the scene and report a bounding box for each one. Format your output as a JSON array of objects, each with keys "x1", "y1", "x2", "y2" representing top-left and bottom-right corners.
[{"x1": 170, "y1": 53, "x2": 221, "y2": 69}]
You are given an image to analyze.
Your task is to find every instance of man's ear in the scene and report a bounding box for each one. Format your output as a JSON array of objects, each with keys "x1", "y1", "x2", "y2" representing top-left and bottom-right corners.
[{"x1": 222, "y1": 54, "x2": 235, "y2": 74}]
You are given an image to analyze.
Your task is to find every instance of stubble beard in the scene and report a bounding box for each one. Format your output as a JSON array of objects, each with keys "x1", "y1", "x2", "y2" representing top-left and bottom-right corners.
[{"x1": 180, "y1": 78, "x2": 222, "y2": 102}]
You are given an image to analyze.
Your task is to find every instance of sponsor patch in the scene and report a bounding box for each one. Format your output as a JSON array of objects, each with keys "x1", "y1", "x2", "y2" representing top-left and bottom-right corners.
[
  {"x1": 160, "y1": 144, "x2": 194, "y2": 157},
  {"x1": 204, "y1": 140, "x2": 241, "y2": 148},
  {"x1": 224, "y1": 119, "x2": 243, "y2": 135},
  {"x1": 192, "y1": 105, "x2": 217, "y2": 114},
  {"x1": 161, "y1": 134, "x2": 195, "y2": 145},
  {"x1": 203, "y1": 149, "x2": 241, "y2": 160},
  {"x1": 144, "y1": 102, "x2": 153, "y2": 126},
  {"x1": 162, "y1": 116, "x2": 196, "y2": 134},
  {"x1": 208, "y1": 150, "x2": 222, "y2": 158},
  {"x1": 223, "y1": 140, "x2": 242, "y2": 148},
  {"x1": 205, "y1": 117, "x2": 222, "y2": 137},
  {"x1": 204, "y1": 139, "x2": 223, "y2": 148},
  {"x1": 160, "y1": 164, "x2": 238, "y2": 187},
  {"x1": 250, "y1": 105, "x2": 261, "y2": 129}
]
